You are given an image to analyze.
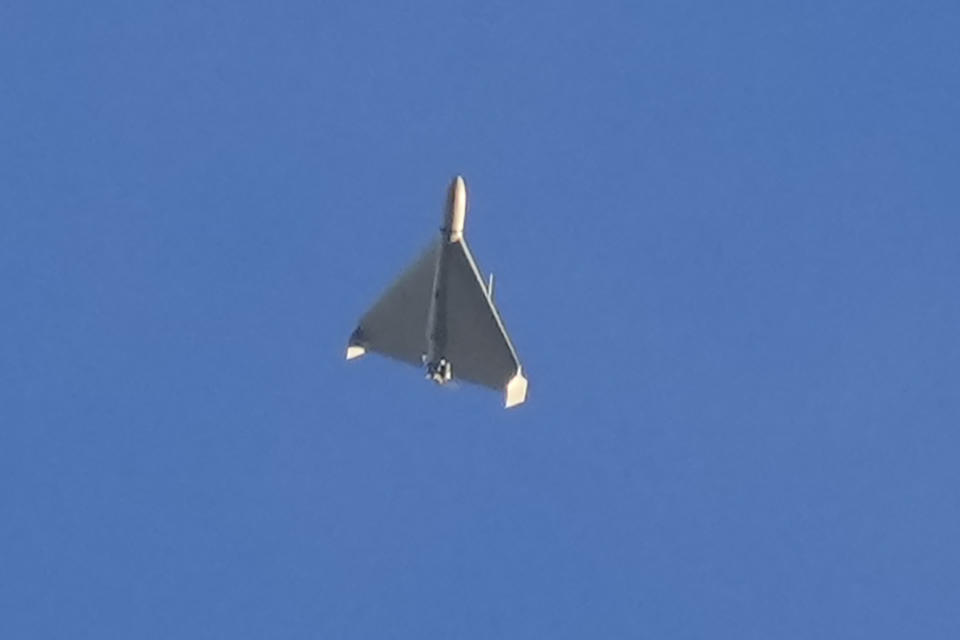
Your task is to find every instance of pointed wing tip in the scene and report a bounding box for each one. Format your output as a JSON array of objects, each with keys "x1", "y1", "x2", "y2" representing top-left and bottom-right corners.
[
  {"x1": 504, "y1": 370, "x2": 528, "y2": 408},
  {"x1": 346, "y1": 345, "x2": 366, "y2": 360}
]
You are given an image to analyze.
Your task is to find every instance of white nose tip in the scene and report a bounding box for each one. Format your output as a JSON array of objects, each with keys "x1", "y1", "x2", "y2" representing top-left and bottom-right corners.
[{"x1": 447, "y1": 175, "x2": 467, "y2": 240}]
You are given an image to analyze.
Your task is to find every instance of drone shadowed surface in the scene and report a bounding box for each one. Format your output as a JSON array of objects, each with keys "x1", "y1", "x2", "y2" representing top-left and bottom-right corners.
[{"x1": 2, "y1": 1, "x2": 959, "y2": 638}]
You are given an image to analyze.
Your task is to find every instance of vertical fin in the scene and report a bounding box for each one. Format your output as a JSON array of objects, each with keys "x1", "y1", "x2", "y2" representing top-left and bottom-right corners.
[{"x1": 505, "y1": 369, "x2": 528, "y2": 408}]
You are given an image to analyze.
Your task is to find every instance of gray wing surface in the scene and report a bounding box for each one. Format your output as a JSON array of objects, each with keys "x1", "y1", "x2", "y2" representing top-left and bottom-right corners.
[
  {"x1": 349, "y1": 241, "x2": 439, "y2": 366},
  {"x1": 443, "y1": 240, "x2": 522, "y2": 390}
]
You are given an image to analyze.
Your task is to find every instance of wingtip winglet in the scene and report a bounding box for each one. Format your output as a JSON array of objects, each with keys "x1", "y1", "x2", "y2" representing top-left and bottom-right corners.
[
  {"x1": 504, "y1": 369, "x2": 528, "y2": 408},
  {"x1": 346, "y1": 344, "x2": 366, "y2": 360}
]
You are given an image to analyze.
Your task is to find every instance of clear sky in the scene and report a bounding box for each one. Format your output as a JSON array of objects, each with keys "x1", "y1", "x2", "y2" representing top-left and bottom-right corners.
[{"x1": 2, "y1": 1, "x2": 959, "y2": 638}]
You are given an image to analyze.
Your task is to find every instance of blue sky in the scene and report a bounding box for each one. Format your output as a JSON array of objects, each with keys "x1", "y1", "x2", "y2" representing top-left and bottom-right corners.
[{"x1": 2, "y1": 1, "x2": 959, "y2": 637}]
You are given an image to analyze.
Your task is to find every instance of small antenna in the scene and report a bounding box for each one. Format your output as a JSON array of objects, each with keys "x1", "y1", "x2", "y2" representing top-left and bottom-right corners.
[{"x1": 487, "y1": 273, "x2": 495, "y2": 298}]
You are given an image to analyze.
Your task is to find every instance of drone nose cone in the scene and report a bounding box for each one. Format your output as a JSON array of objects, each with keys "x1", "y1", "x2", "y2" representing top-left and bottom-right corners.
[
  {"x1": 445, "y1": 175, "x2": 468, "y2": 240},
  {"x1": 452, "y1": 175, "x2": 466, "y2": 199}
]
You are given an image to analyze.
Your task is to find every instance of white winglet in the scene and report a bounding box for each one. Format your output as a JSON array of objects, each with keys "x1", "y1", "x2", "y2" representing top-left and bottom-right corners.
[
  {"x1": 505, "y1": 369, "x2": 528, "y2": 408},
  {"x1": 346, "y1": 345, "x2": 366, "y2": 360}
]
